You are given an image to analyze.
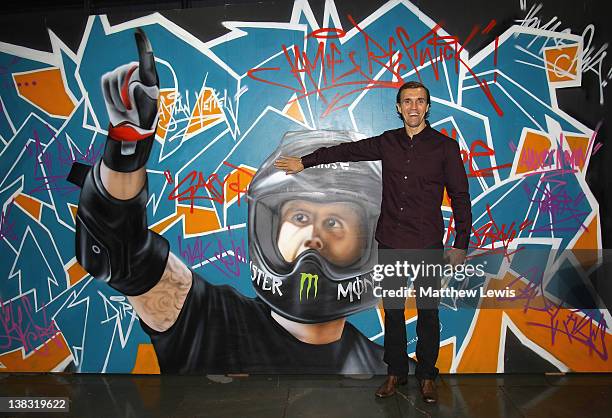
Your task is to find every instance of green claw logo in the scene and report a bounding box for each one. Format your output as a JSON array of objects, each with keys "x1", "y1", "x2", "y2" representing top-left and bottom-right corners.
[{"x1": 299, "y1": 273, "x2": 318, "y2": 301}]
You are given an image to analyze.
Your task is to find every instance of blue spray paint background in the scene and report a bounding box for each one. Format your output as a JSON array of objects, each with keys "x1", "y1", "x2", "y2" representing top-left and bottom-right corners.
[{"x1": 0, "y1": 0, "x2": 609, "y2": 373}]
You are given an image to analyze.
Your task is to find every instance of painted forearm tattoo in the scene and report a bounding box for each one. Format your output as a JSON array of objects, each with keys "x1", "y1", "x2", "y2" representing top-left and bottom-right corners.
[{"x1": 128, "y1": 252, "x2": 192, "y2": 332}]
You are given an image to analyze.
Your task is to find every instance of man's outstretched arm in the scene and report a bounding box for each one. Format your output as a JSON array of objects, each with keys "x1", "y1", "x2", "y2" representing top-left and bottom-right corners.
[
  {"x1": 69, "y1": 29, "x2": 191, "y2": 332},
  {"x1": 274, "y1": 134, "x2": 383, "y2": 174}
]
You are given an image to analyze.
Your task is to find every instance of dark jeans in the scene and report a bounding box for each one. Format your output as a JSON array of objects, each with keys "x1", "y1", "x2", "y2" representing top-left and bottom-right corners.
[{"x1": 378, "y1": 242, "x2": 442, "y2": 380}]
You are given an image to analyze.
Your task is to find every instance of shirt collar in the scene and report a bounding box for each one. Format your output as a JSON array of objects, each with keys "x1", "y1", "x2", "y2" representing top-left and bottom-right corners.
[{"x1": 403, "y1": 123, "x2": 431, "y2": 141}]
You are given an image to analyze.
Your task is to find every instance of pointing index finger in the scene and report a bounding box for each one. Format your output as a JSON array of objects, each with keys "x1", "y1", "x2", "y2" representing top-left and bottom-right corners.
[{"x1": 135, "y1": 28, "x2": 158, "y2": 87}]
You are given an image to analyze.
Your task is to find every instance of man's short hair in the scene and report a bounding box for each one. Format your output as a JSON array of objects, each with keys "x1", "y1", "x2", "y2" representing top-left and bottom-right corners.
[{"x1": 396, "y1": 81, "x2": 431, "y2": 105}]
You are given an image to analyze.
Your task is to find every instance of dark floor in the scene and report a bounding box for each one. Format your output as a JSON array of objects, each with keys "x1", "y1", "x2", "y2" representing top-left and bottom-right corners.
[{"x1": 1, "y1": 373, "x2": 611, "y2": 417}]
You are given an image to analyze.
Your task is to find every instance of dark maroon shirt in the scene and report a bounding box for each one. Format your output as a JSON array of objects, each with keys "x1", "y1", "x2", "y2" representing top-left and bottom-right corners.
[{"x1": 301, "y1": 126, "x2": 472, "y2": 250}]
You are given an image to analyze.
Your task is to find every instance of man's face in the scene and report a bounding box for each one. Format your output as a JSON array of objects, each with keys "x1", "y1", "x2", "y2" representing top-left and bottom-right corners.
[
  {"x1": 396, "y1": 87, "x2": 429, "y2": 130},
  {"x1": 277, "y1": 199, "x2": 365, "y2": 267}
]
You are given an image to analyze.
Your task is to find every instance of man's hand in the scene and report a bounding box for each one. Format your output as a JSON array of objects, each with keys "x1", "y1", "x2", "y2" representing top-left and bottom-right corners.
[
  {"x1": 101, "y1": 28, "x2": 159, "y2": 147},
  {"x1": 445, "y1": 247, "x2": 467, "y2": 267},
  {"x1": 274, "y1": 156, "x2": 304, "y2": 174}
]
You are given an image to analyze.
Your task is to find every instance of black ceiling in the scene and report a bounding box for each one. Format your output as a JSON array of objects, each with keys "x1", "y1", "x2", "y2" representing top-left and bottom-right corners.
[{"x1": 0, "y1": 0, "x2": 275, "y2": 14}]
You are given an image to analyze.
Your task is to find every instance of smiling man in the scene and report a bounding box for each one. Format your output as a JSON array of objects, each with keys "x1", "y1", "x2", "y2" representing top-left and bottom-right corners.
[{"x1": 275, "y1": 81, "x2": 473, "y2": 401}]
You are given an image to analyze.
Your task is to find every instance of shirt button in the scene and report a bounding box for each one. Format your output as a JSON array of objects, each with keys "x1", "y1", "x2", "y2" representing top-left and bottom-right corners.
[
  {"x1": 403, "y1": 175, "x2": 407, "y2": 179},
  {"x1": 406, "y1": 160, "x2": 410, "y2": 163},
  {"x1": 400, "y1": 207, "x2": 404, "y2": 211}
]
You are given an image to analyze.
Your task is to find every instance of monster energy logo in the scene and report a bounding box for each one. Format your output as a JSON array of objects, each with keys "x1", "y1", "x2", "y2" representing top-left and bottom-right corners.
[{"x1": 299, "y1": 273, "x2": 318, "y2": 301}]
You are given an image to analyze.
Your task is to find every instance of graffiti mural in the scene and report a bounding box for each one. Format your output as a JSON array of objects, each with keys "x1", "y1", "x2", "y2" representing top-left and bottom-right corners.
[{"x1": 0, "y1": 0, "x2": 610, "y2": 373}]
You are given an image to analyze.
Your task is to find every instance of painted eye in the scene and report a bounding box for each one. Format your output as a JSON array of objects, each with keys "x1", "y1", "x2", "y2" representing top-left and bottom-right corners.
[
  {"x1": 291, "y1": 212, "x2": 310, "y2": 225},
  {"x1": 324, "y1": 217, "x2": 342, "y2": 229}
]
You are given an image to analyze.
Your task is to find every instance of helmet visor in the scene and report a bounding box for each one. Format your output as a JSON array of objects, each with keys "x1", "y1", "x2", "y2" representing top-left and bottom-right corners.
[{"x1": 251, "y1": 192, "x2": 379, "y2": 279}]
